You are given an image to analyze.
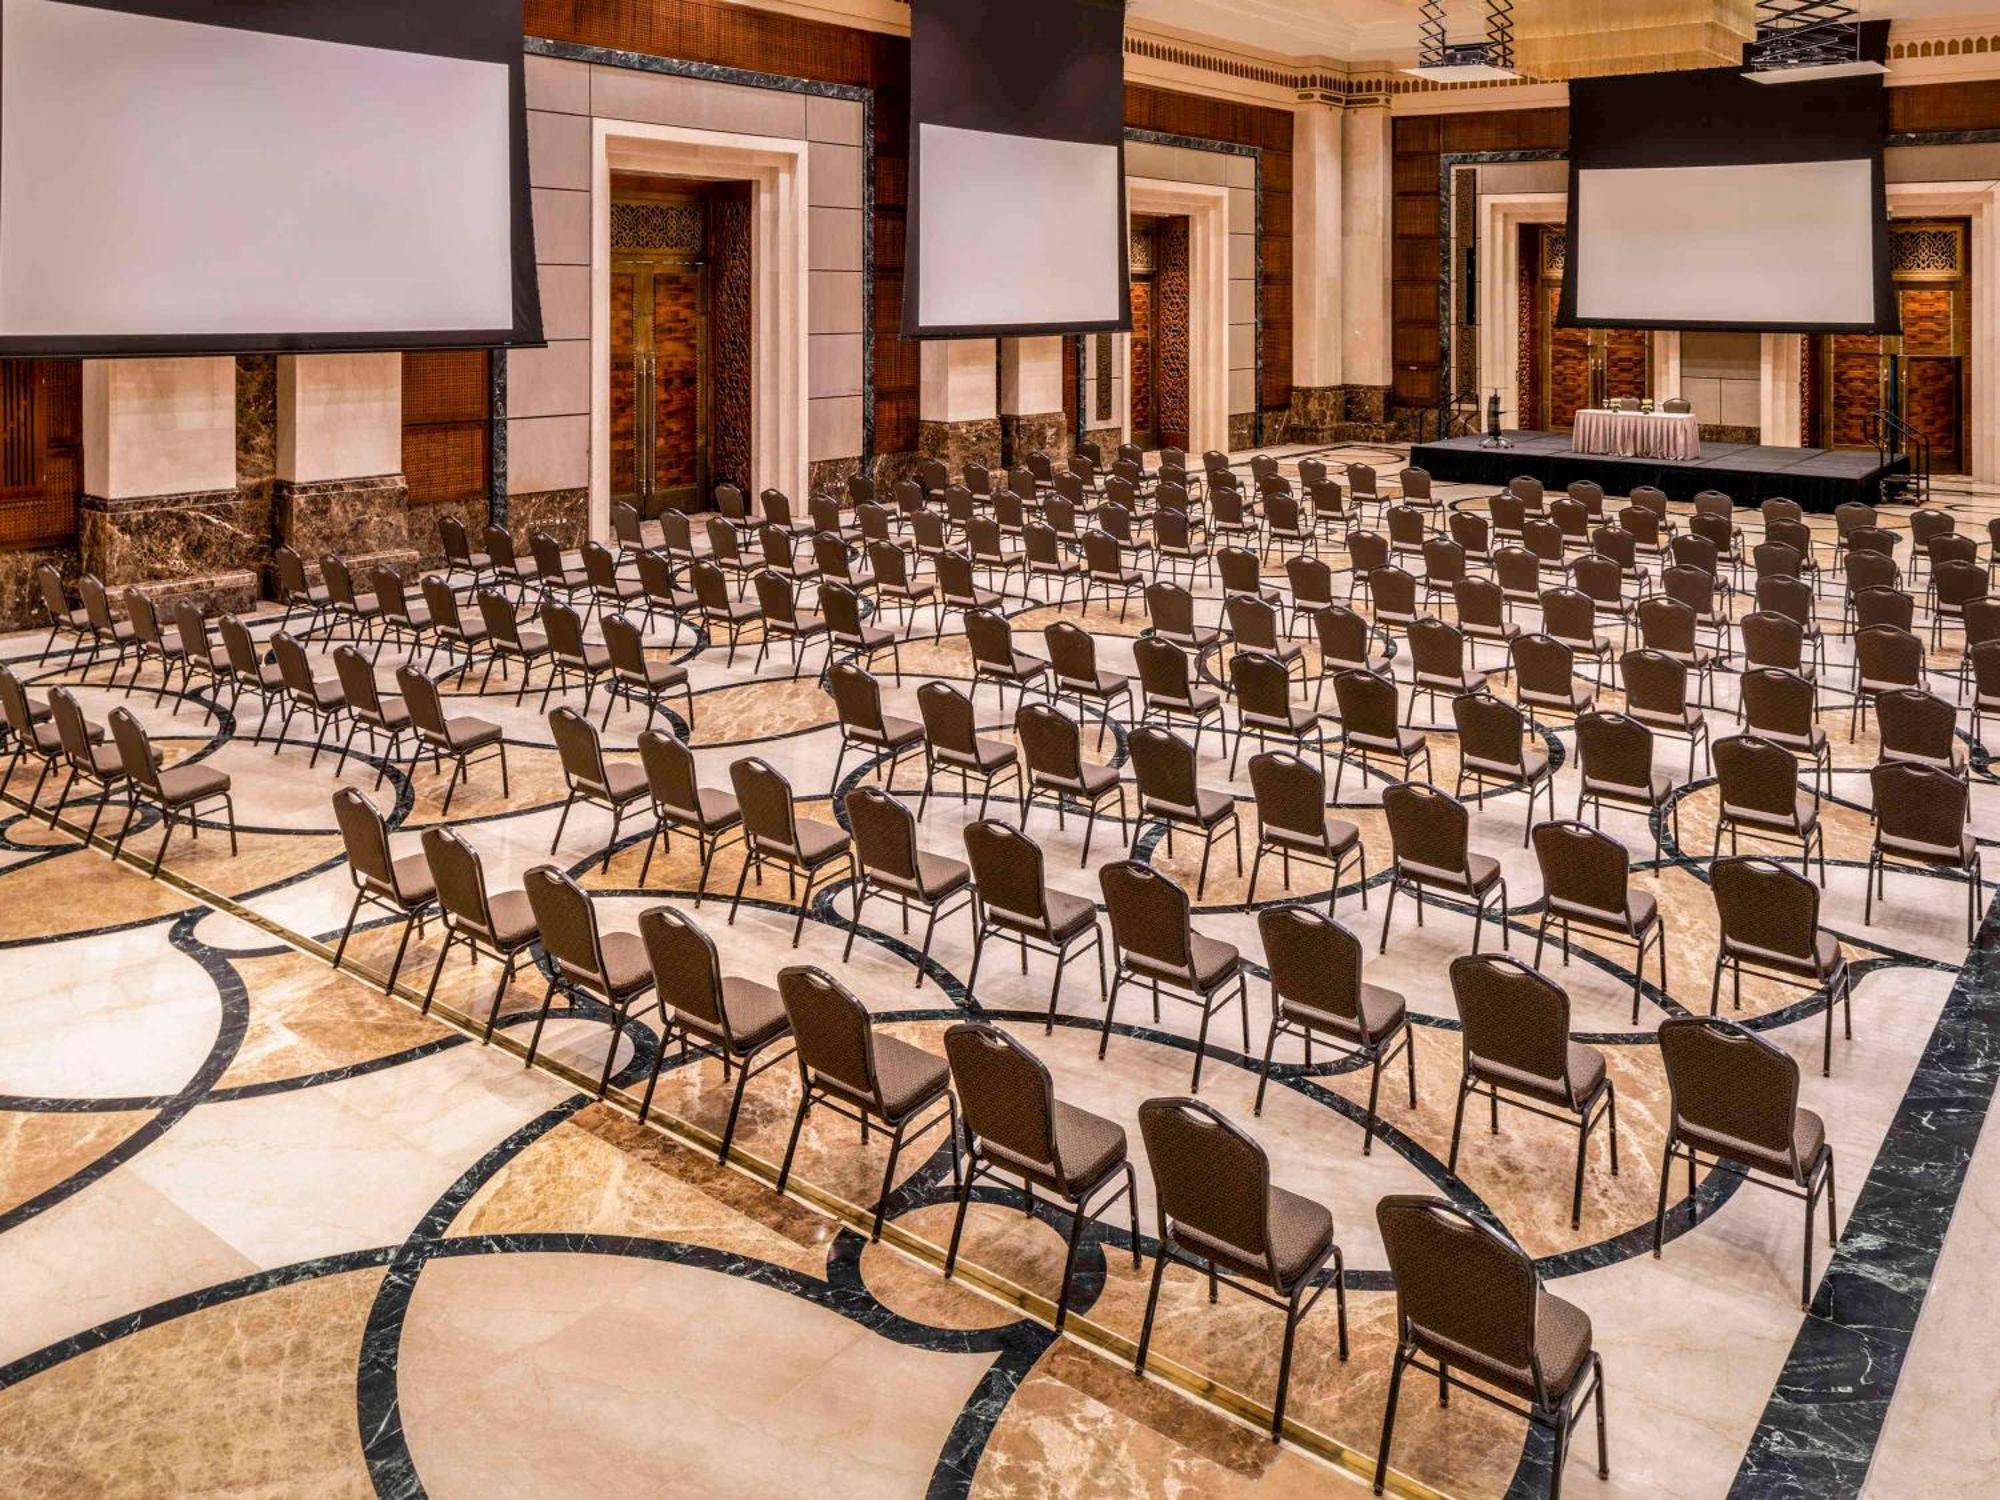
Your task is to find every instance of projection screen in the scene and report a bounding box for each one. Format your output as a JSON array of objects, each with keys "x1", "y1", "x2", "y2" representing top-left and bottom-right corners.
[
  {"x1": 0, "y1": 0, "x2": 541, "y2": 354},
  {"x1": 1560, "y1": 58, "x2": 1896, "y2": 335},
  {"x1": 904, "y1": 0, "x2": 1129, "y2": 339}
]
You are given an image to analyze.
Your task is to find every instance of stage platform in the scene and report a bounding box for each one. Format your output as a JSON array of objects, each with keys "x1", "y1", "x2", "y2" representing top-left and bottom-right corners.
[{"x1": 1408, "y1": 430, "x2": 1911, "y2": 513}]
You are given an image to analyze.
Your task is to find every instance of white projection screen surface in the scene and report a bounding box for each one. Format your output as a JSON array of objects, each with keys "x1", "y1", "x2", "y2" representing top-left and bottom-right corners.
[
  {"x1": 0, "y1": 0, "x2": 539, "y2": 353},
  {"x1": 1573, "y1": 160, "x2": 1876, "y2": 327},
  {"x1": 915, "y1": 125, "x2": 1122, "y2": 331}
]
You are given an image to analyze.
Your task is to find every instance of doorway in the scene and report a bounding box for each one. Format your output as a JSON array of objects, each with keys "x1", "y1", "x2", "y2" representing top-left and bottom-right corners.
[
  {"x1": 1525, "y1": 224, "x2": 1650, "y2": 429},
  {"x1": 1814, "y1": 219, "x2": 1969, "y2": 474},
  {"x1": 608, "y1": 175, "x2": 753, "y2": 516}
]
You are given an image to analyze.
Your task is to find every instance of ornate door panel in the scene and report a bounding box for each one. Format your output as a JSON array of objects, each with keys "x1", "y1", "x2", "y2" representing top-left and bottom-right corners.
[
  {"x1": 1604, "y1": 330, "x2": 1650, "y2": 404},
  {"x1": 650, "y1": 270, "x2": 703, "y2": 511},
  {"x1": 1905, "y1": 358, "x2": 1960, "y2": 471},
  {"x1": 1545, "y1": 283, "x2": 1591, "y2": 429},
  {"x1": 1826, "y1": 334, "x2": 1887, "y2": 449},
  {"x1": 610, "y1": 271, "x2": 641, "y2": 504},
  {"x1": 1129, "y1": 278, "x2": 1154, "y2": 448}
]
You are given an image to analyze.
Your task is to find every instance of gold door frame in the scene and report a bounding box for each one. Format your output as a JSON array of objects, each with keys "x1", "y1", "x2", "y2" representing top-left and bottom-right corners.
[{"x1": 611, "y1": 187, "x2": 710, "y2": 515}]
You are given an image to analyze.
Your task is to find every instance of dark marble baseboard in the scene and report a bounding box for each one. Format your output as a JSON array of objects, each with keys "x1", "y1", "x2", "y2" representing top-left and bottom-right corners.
[
  {"x1": 869, "y1": 452, "x2": 923, "y2": 489},
  {"x1": 1228, "y1": 414, "x2": 1258, "y2": 452},
  {"x1": 1701, "y1": 424, "x2": 1761, "y2": 445},
  {"x1": 405, "y1": 498, "x2": 490, "y2": 568},
  {"x1": 1000, "y1": 412, "x2": 1067, "y2": 468},
  {"x1": 1081, "y1": 425, "x2": 1123, "y2": 462},
  {"x1": 274, "y1": 474, "x2": 410, "y2": 560},
  {"x1": 808, "y1": 457, "x2": 863, "y2": 500},
  {"x1": 505, "y1": 488, "x2": 589, "y2": 548},
  {"x1": 80, "y1": 489, "x2": 266, "y2": 591},
  {"x1": 918, "y1": 419, "x2": 1002, "y2": 476}
]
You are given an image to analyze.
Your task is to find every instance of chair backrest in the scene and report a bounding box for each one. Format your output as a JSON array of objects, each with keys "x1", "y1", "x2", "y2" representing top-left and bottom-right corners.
[
  {"x1": 1100, "y1": 859, "x2": 1194, "y2": 973},
  {"x1": 1688, "y1": 510, "x2": 1734, "y2": 553},
  {"x1": 1740, "y1": 668, "x2": 1816, "y2": 741},
  {"x1": 550, "y1": 704, "x2": 613, "y2": 793},
  {"x1": 1376, "y1": 1195, "x2": 1541, "y2": 1398},
  {"x1": 1874, "y1": 687, "x2": 1959, "y2": 764},
  {"x1": 1383, "y1": 781, "x2": 1470, "y2": 877},
  {"x1": 1661, "y1": 564, "x2": 1717, "y2": 618},
  {"x1": 754, "y1": 568, "x2": 801, "y2": 626},
  {"x1": 1752, "y1": 541, "x2": 1802, "y2": 581},
  {"x1": 529, "y1": 531, "x2": 569, "y2": 581},
  {"x1": 1589, "y1": 525, "x2": 1636, "y2": 570},
  {"x1": 422, "y1": 824, "x2": 496, "y2": 935},
  {"x1": 1408, "y1": 616, "x2": 1466, "y2": 682},
  {"x1": 638, "y1": 902, "x2": 729, "y2": 1032},
  {"x1": 37, "y1": 564, "x2": 71, "y2": 621},
  {"x1": 731, "y1": 756, "x2": 800, "y2": 851},
  {"x1": 332, "y1": 644, "x2": 384, "y2": 718},
  {"x1": 582, "y1": 539, "x2": 621, "y2": 592},
  {"x1": 1451, "y1": 952, "x2": 1572, "y2": 1091},
  {"x1": 1246, "y1": 750, "x2": 1326, "y2": 840},
  {"x1": 1509, "y1": 475, "x2": 1544, "y2": 509},
  {"x1": 637, "y1": 727, "x2": 701, "y2": 815},
  {"x1": 107, "y1": 706, "x2": 164, "y2": 796},
  {"x1": 483, "y1": 526, "x2": 521, "y2": 574},
  {"x1": 1711, "y1": 854, "x2": 1821, "y2": 966},
  {"x1": 963, "y1": 609, "x2": 1016, "y2": 672},
  {"x1": 1872, "y1": 758, "x2": 1969, "y2": 858},
  {"x1": 1532, "y1": 819, "x2": 1632, "y2": 924},
  {"x1": 827, "y1": 660, "x2": 886, "y2": 736},
  {"x1": 421, "y1": 575, "x2": 464, "y2": 636},
  {"x1": 1369, "y1": 565, "x2": 1417, "y2": 618},
  {"x1": 1137, "y1": 1097, "x2": 1277, "y2": 1279},
  {"x1": 963, "y1": 818, "x2": 1051, "y2": 927},
  {"x1": 1333, "y1": 666, "x2": 1400, "y2": 741},
  {"x1": 271, "y1": 632, "x2": 319, "y2": 697},
  {"x1": 1451, "y1": 691, "x2": 1527, "y2": 774},
  {"x1": 1347, "y1": 530, "x2": 1390, "y2": 574},
  {"x1": 844, "y1": 784, "x2": 920, "y2": 883},
  {"x1": 1016, "y1": 701, "x2": 1084, "y2": 782},
  {"x1": 1842, "y1": 549, "x2": 1902, "y2": 597},
  {"x1": 396, "y1": 666, "x2": 450, "y2": 743},
  {"x1": 1834, "y1": 501, "x2": 1878, "y2": 538},
  {"x1": 524, "y1": 864, "x2": 610, "y2": 992},
  {"x1": 1630, "y1": 485, "x2": 1670, "y2": 518},
  {"x1": 914, "y1": 678, "x2": 979, "y2": 758},
  {"x1": 1493, "y1": 546, "x2": 1540, "y2": 597},
  {"x1": 173, "y1": 599, "x2": 214, "y2": 669},
  {"x1": 1713, "y1": 733, "x2": 1803, "y2": 820},
  {"x1": 1424, "y1": 537, "x2": 1467, "y2": 585},
  {"x1": 476, "y1": 588, "x2": 525, "y2": 648},
  {"x1": 1755, "y1": 573, "x2": 1816, "y2": 630},
  {"x1": 1511, "y1": 632, "x2": 1577, "y2": 697},
  {"x1": 1229, "y1": 649, "x2": 1293, "y2": 721},
  {"x1": 78, "y1": 573, "x2": 117, "y2": 630},
  {"x1": 1575, "y1": 709, "x2": 1654, "y2": 794},
  {"x1": 1452, "y1": 577, "x2": 1507, "y2": 634},
  {"x1": 331, "y1": 786, "x2": 397, "y2": 895},
  {"x1": 1224, "y1": 593, "x2": 1282, "y2": 652},
  {"x1": 1042, "y1": 621, "x2": 1098, "y2": 689},
  {"x1": 781, "y1": 963, "x2": 886, "y2": 1104},
  {"x1": 540, "y1": 600, "x2": 588, "y2": 661},
  {"x1": 944, "y1": 1022, "x2": 1061, "y2": 1172},
  {"x1": 1258, "y1": 902, "x2": 1363, "y2": 1024},
  {"x1": 1636, "y1": 595, "x2": 1697, "y2": 656},
  {"x1": 1125, "y1": 726, "x2": 1197, "y2": 814},
  {"x1": 1658, "y1": 1017, "x2": 1805, "y2": 1173},
  {"x1": 1570, "y1": 553, "x2": 1622, "y2": 606},
  {"x1": 1621, "y1": 648, "x2": 1689, "y2": 717},
  {"x1": 1854, "y1": 624, "x2": 1924, "y2": 687},
  {"x1": 1934, "y1": 557, "x2": 1988, "y2": 608},
  {"x1": 1449, "y1": 510, "x2": 1490, "y2": 554},
  {"x1": 599, "y1": 612, "x2": 646, "y2": 680}
]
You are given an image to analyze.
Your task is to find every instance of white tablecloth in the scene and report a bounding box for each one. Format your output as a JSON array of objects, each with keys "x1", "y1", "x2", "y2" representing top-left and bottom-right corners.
[{"x1": 1572, "y1": 408, "x2": 1701, "y2": 461}]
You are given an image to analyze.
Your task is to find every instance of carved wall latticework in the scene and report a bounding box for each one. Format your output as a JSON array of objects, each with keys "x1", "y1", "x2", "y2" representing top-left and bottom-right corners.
[
  {"x1": 1094, "y1": 336, "x2": 1115, "y2": 424},
  {"x1": 705, "y1": 193, "x2": 753, "y2": 494},
  {"x1": 1517, "y1": 223, "x2": 1539, "y2": 430},
  {"x1": 612, "y1": 200, "x2": 705, "y2": 254},
  {"x1": 1891, "y1": 226, "x2": 1962, "y2": 274},
  {"x1": 1129, "y1": 223, "x2": 1155, "y2": 275},
  {"x1": 1154, "y1": 218, "x2": 1191, "y2": 452}
]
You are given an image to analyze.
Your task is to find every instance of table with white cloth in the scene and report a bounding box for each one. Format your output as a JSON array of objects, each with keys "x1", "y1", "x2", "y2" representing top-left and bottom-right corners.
[{"x1": 1571, "y1": 408, "x2": 1701, "y2": 461}]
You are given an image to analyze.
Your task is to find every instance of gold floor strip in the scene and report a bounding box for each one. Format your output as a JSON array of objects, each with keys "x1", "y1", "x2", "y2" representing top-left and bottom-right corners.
[{"x1": 3, "y1": 790, "x2": 1447, "y2": 1500}]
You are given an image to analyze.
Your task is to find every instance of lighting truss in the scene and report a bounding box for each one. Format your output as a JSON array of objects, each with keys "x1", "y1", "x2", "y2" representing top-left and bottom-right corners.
[
  {"x1": 1413, "y1": 0, "x2": 1515, "y2": 76},
  {"x1": 1749, "y1": 0, "x2": 1863, "y2": 72}
]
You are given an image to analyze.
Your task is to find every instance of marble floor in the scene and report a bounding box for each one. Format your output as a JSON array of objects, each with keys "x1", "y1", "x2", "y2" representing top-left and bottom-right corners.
[{"x1": 1, "y1": 445, "x2": 1997, "y2": 1498}]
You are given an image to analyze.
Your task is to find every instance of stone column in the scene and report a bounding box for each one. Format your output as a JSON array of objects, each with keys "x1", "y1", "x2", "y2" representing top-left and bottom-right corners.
[
  {"x1": 1340, "y1": 98, "x2": 1394, "y2": 427},
  {"x1": 1759, "y1": 334, "x2": 1804, "y2": 448},
  {"x1": 274, "y1": 353, "x2": 414, "y2": 570},
  {"x1": 918, "y1": 338, "x2": 1000, "y2": 473},
  {"x1": 1287, "y1": 98, "x2": 1344, "y2": 440},
  {"x1": 78, "y1": 356, "x2": 261, "y2": 611},
  {"x1": 999, "y1": 337, "x2": 1067, "y2": 466}
]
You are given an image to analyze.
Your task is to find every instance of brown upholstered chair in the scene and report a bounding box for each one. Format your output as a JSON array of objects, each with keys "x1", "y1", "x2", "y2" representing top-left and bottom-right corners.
[
  {"x1": 841, "y1": 783, "x2": 973, "y2": 985},
  {"x1": 820, "y1": 580, "x2": 902, "y2": 684},
  {"x1": 825, "y1": 659, "x2": 923, "y2": 794},
  {"x1": 331, "y1": 643, "x2": 413, "y2": 785},
  {"x1": 1574, "y1": 708, "x2": 1677, "y2": 853},
  {"x1": 529, "y1": 531, "x2": 589, "y2": 607},
  {"x1": 866, "y1": 540, "x2": 938, "y2": 630},
  {"x1": 1620, "y1": 648, "x2": 1710, "y2": 779},
  {"x1": 1128, "y1": 726, "x2": 1241, "y2": 899},
  {"x1": 915, "y1": 680, "x2": 1020, "y2": 821},
  {"x1": 1330, "y1": 667, "x2": 1430, "y2": 797},
  {"x1": 962, "y1": 818, "x2": 1104, "y2": 1023},
  {"x1": 636, "y1": 903, "x2": 793, "y2": 1149},
  {"x1": 1531, "y1": 819, "x2": 1666, "y2": 1022},
  {"x1": 549, "y1": 704, "x2": 649, "y2": 872},
  {"x1": 774, "y1": 964, "x2": 959, "y2": 1240},
  {"x1": 270, "y1": 630, "x2": 349, "y2": 764},
  {"x1": 1310, "y1": 603, "x2": 1391, "y2": 710},
  {"x1": 1973, "y1": 638, "x2": 2000, "y2": 748},
  {"x1": 1868, "y1": 761, "x2": 1982, "y2": 939},
  {"x1": 1134, "y1": 634, "x2": 1226, "y2": 754},
  {"x1": 1134, "y1": 1096, "x2": 1346, "y2": 1438},
  {"x1": 942, "y1": 1023, "x2": 1138, "y2": 1328},
  {"x1": 106, "y1": 706, "x2": 235, "y2": 877},
  {"x1": 1045, "y1": 619, "x2": 1133, "y2": 751},
  {"x1": 474, "y1": 587, "x2": 551, "y2": 701},
  {"x1": 1246, "y1": 750, "x2": 1365, "y2": 911},
  {"x1": 600, "y1": 612, "x2": 694, "y2": 733},
  {"x1": 1407, "y1": 617, "x2": 1484, "y2": 725},
  {"x1": 690, "y1": 558, "x2": 762, "y2": 667},
  {"x1": 1873, "y1": 687, "x2": 1967, "y2": 775},
  {"x1": 1740, "y1": 668, "x2": 1831, "y2": 798},
  {"x1": 1255, "y1": 904, "x2": 1411, "y2": 1148},
  {"x1": 1448, "y1": 953, "x2": 1618, "y2": 1227},
  {"x1": 1452, "y1": 690, "x2": 1553, "y2": 845},
  {"x1": 1512, "y1": 631, "x2": 1595, "y2": 728},
  {"x1": 1099, "y1": 860, "x2": 1246, "y2": 1090},
  {"x1": 966, "y1": 608, "x2": 1049, "y2": 713},
  {"x1": 1145, "y1": 579, "x2": 1224, "y2": 656},
  {"x1": 1712, "y1": 733, "x2": 1825, "y2": 885},
  {"x1": 521, "y1": 863, "x2": 658, "y2": 1093},
  {"x1": 1709, "y1": 855, "x2": 1852, "y2": 1075},
  {"x1": 1654, "y1": 1017, "x2": 1837, "y2": 1310},
  {"x1": 421, "y1": 574, "x2": 490, "y2": 684},
  {"x1": 483, "y1": 525, "x2": 542, "y2": 604},
  {"x1": 397, "y1": 666, "x2": 506, "y2": 814},
  {"x1": 752, "y1": 569, "x2": 829, "y2": 680},
  {"x1": 320, "y1": 555, "x2": 384, "y2": 643},
  {"x1": 1374, "y1": 1195, "x2": 1607, "y2": 1496},
  {"x1": 1453, "y1": 576, "x2": 1521, "y2": 681},
  {"x1": 213, "y1": 614, "x2": 283, "y2": 741},
  {"x1": 419, "y1": 825, "x2": 538, "y2": 1038},
  {"x1": 536, "y1": 600, "x2": 610, "y2": 713},
  {"x1": 1082, "y1": 527, "x2": 1146, "y2": 618},
  {"x1": 1849, "y1": 624, "x2": 1925, "y2": 740},
  {"x1": 1379, "y1": 781, "x2": 1509, "y2": 954},
  {"x1": 727, "y1": 755, "x2": 852, "y2": 946},
  {"x1": 1017, "y1": 700, "x2": 1126, "y2": 864},
  {"x1": 330, "y1": 786, "x2": 436, "y2": 993},
  {"x1": 123, "y1": 590, "x2": 189, "y2": 710},
  {"x1": 1229, "y1": 649, "x2": 1326, "y2": 780},
  {"x1": 634, "y1": 726, "x2": 742, "y2": 902}
]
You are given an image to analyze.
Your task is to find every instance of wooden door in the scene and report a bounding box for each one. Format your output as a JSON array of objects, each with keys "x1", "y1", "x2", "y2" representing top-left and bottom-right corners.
[
  {"x1": 1129, "y1": 278, "x2": 1154, "y2": 449},
  {"x1": 1540, "y1": 284, "x2": 1649, "y2": 428},
  {"x1": 1900, "y1": 286, "x2": 1961, "y2": 473},
  {"x1": 1825, "y1": 334, "x2": 1889, "y2": 450},
  {"x1": 610, "y1": 255, "x2": 707, "y2": 516}
]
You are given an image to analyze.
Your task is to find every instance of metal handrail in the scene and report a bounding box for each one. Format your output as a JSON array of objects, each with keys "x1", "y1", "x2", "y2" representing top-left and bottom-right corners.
[{"x1": 1866, "y1": 407, "x2": 1932, "y2": 503}]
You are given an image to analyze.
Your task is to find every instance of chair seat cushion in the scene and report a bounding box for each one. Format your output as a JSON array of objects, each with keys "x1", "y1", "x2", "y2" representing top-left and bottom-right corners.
[
  {"x1": 599, "y1": 930, "x2": 653, "y2": 996},
  {"x1": 603, "y1": 762, "x2": 649, "y2": 803},
  {"x1": 158, "y1": 763, "x2": 231, "y2": 805},
  {"x1": 871, "y1": 1033, "x2": 950, "y2": 1121},
  {"x1": 485, "y1": 889, "x2": 538, "y2": 948},
  {"x1": 1044, "y1": 888, "x2": 1098, "y2": 942},
  {"x1": 445, "y1": 716, "x2": 504, "y2": 750},
  {"x1": 1284, "y1": 979, "x2": 1407, "y2": 1047},
  {"x1": 1173, "y1": 1184, "x2": 1332, "y2": 1289},
  {"x1": 1533, "y1": 1291, "x2": 1595, "y2": 1400},
  {"x1": 390, "y1": 853, "x2": 437, "y2": 908},
  {"x1": 793, "y1": 818, "x2": 851, "y2": 867},
  {"x1": 718, "y1": 976, "x2": 790, "y2": 1051}
]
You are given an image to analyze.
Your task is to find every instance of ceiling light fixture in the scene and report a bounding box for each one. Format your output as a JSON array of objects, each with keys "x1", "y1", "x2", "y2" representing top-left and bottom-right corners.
[
  {"x1": 1744, "y1": 0, "x2": 1887, "y2": 82},
  {"x1": 1404, "y1": 0, "x2": 1520, "y2": 83}
]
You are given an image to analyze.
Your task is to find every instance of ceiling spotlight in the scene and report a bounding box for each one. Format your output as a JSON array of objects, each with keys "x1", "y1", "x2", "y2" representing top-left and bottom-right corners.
[{"x1": 1404, "y1": 0, "x2": 1520, "y2": 83}]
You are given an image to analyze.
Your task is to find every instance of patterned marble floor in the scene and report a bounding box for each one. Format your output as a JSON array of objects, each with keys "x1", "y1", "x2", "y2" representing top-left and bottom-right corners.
[{"x1": 1, "y1": 445, "x2": 1997, "y2": 1498}]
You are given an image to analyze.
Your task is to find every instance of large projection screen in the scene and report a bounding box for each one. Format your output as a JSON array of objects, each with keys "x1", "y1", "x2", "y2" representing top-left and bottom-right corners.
[
  {"x1": 1560, "y1": 59, "x2": 1896, "y2": 335},
  {"x1": 0, "y1": 0, "x2": 541, "y2": 354},
  {"x1": 904, "y1": 0, "x2": 1129, "y2": 339}
]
